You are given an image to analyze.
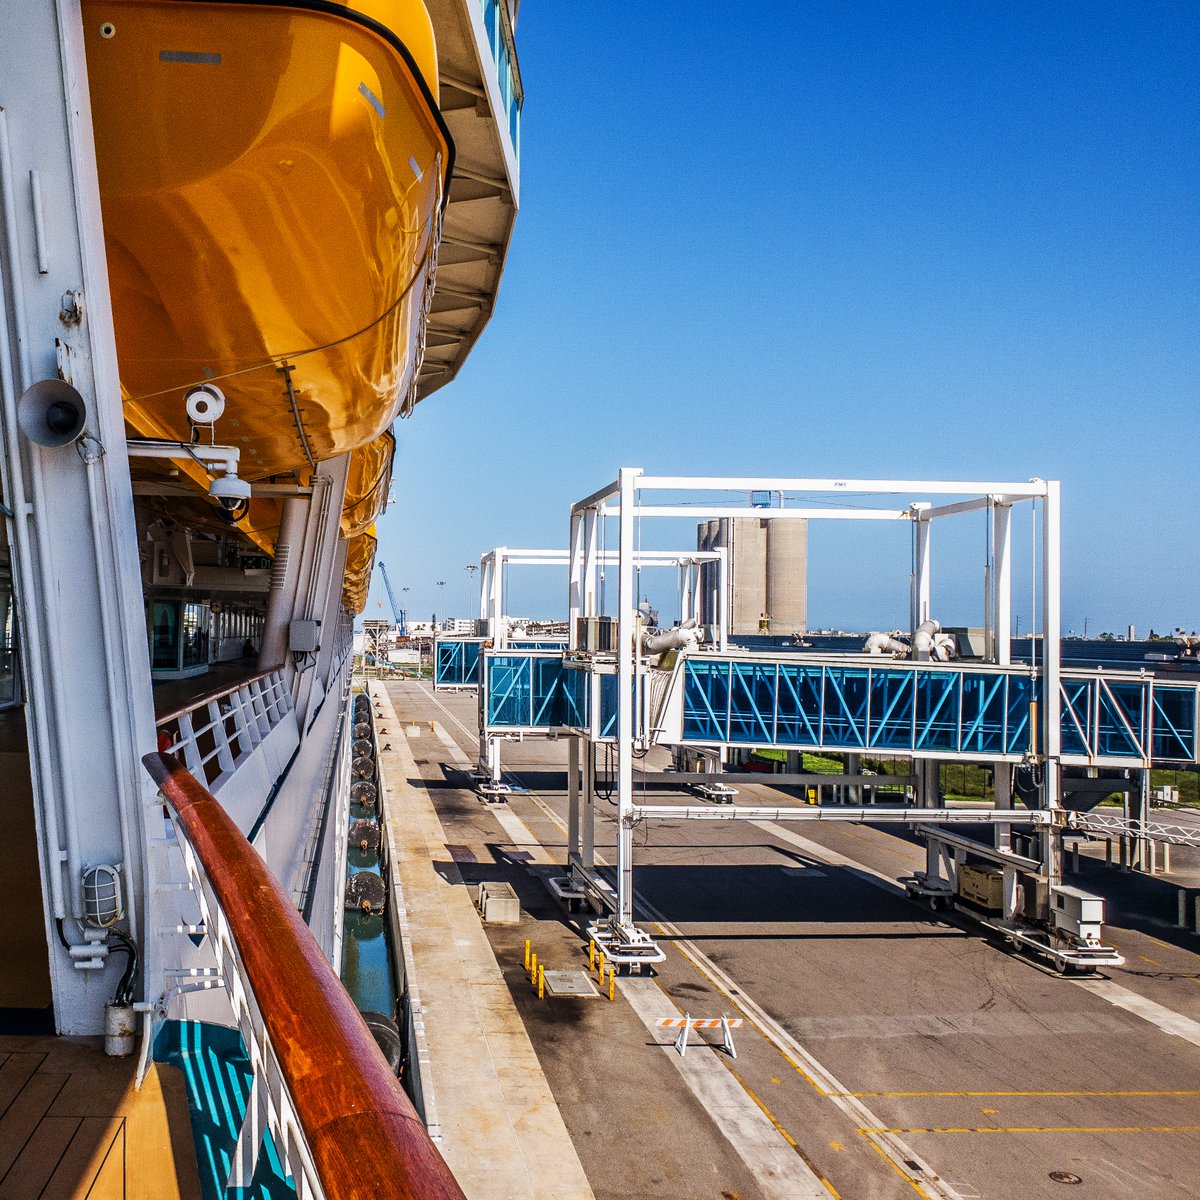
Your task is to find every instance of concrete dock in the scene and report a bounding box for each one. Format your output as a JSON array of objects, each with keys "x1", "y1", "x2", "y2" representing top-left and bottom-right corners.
[{"x1": 375, "y1": 678, "x2": 1200, "y2": 1200}]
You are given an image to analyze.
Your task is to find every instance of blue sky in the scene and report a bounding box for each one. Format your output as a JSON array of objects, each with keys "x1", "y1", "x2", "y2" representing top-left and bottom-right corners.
[{"x1": 368, "y1": 2, "x2": 1198, "y2": 636}]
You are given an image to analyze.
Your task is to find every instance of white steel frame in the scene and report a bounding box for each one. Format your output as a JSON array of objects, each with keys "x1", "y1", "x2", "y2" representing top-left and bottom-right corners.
[
  {"x1": 566, "y1": 469, "x2": 1060, "y2": 952},
  {"x1": 474, "y1": 544, "x2": 728, "y2": 783}
]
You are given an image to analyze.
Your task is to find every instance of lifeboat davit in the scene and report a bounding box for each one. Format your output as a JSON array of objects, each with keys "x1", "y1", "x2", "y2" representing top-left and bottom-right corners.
[{"x1": 82, "y1": 0, "x2": 454, "y2": 482}]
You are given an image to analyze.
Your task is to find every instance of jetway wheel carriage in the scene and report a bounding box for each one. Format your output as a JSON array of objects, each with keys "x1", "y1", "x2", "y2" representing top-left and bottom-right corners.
[{"x1": 902, "y1": 874, "x2": 1123, "y2": 975}]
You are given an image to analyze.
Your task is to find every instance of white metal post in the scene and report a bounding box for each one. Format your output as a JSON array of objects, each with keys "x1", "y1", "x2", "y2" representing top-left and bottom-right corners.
[
  {"x1": 992, "y1": 502, "x2": 1012, "y2": 667},
  {"x1": 582, "y1": 742, "x2": 595, "y2": 872},
  {"x1": 567, "y1": 736, "x2": 580, "y2": 867},
  {"x1": 478, "y1": 554, "x2": 490, "y2": 623},
  {"x1": 490, "y1": 546, "x2": 505, "y2": 647},
  {"x1": 717, "y1": 546, "x2": 729, "y2": 652},
  {"x1": 913, "y1": 512, "x2": 932, "y2": 631},
  {"x1": 583, "y1": 509, "x2": 599, "y2": 618},
  {"x1": 615, "y1": 468, "x2": 639, "y2": 928},
  {"x1": 568, "y1": 512, "x2": 583, "y2": 649},
  {"x1": 1041, "y1": 481, "x2": 1062, "y2": 885}
]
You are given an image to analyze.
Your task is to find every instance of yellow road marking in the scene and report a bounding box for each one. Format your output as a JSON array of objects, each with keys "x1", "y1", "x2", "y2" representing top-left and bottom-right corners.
[
  {"x1": 830, "y1": 1141, "x2": 844, "y2": 1151},
  {"x1": 861, "y1": 1134, "x2": 933, "y2": 1198},
  {"x1": 861, "y1": 1125, "x2": 1200, "y2": 1135},
  {"x1": 732, "y1": 1063, "x2": 844, "y2": 1200},
  {"x1": 732, "y1": 1069, "x2": 799, "y2": 1148},
  {"x1": 1139, "y1": 955, "x2": 1166, "y2": 968},
  {"x1": 980, "y1": 1109, "x2": 998, "y2": 1115},
  {"x1": 835, "y1": 1089, "x2": 1200, "y2": 1098}
]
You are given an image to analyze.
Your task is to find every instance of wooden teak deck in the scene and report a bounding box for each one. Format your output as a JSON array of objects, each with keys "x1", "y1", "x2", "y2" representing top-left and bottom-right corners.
[{"x1": 0, "y1": 1037, "x2": 199, "y2": 1199}]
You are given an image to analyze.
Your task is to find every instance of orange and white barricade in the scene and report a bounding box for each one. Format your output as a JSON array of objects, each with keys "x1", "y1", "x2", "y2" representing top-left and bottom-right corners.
[{"x1": 656, "y1": 1013, "x2": 743, "y2": 1059}]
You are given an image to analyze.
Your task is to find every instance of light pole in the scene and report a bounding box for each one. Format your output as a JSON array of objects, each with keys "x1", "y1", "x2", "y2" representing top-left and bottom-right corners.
[
  {"x1": 436, "y1": 580, "x2": 446, "y2": 629},
  {"x1": 465, "y1": 564, "x2": 478, "y2": 619}
]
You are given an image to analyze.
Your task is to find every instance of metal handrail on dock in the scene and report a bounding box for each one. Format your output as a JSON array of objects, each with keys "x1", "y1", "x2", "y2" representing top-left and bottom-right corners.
[{"x1": 142, "y1": 752, "x2": 466, "y2": 1200}]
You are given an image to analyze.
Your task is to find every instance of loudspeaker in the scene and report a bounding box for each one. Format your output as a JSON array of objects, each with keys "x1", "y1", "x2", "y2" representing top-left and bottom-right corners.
[{"x1": 17, "y1": 379, "x2": 86, "y2": 447}]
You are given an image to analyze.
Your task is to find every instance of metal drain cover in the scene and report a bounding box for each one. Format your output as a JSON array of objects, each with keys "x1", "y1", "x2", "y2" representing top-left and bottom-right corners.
[
  {"x1": 1049, "y1": 1172, "x2": 1083, "y2": 1185},
  {"x1": 542, "y1": 970, "x2": 600, "y2": 998}
]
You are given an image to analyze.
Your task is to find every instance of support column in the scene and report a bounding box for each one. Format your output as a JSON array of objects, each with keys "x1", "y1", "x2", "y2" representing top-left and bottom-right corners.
[
  {"x1": 258, "y1": 495, "x2": 309, "y2": 671},
  {"x1": 912, "y1": 511, "x2": 932, "y2": 635},
  {"x1": 1040, "y1": 482, "x2": 1062, "y2": 889},
  {"x1": 582, "y1": 742, "x2": 595, "y2": 872},
  {"x1": 567, "y1": 514, "x2": 582, "y2": 650},
  {"x1": 992, "y1": 502, "x2": 1012, "y2": 665},
  {"x1": 566, "y1": 736, "x2": 580, "y2": 868},
  {"x1": 614, "y1": 468, "x2": 639, "y2": 929}
]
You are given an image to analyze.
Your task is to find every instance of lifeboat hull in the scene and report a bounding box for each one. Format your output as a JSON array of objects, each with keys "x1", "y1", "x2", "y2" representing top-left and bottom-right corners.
[{"x1": 83, "y1": 0, "x2": 453, "y2": 480}]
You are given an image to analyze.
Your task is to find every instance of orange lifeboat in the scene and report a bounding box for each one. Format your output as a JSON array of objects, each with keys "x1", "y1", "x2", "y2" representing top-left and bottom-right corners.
[{"x1": 82, "y1": 0, "x2": 454, "y2": 485}]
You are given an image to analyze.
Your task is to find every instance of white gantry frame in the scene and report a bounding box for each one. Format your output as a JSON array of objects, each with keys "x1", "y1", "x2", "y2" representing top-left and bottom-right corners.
[
  {"x1": 473, "y1": 544, "x2": 728, "y2": 781},
  {"x1": 566, "y1": 469, "x2": 1060, "y2": 956}
]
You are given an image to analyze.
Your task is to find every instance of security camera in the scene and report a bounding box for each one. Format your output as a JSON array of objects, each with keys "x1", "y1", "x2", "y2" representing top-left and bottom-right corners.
[
  {"x1": 185, "y1": 383, "x2": 226, "y2": 426},
  {"x1": 209, "y1": 473, "x2": 251, "y2": 510}
]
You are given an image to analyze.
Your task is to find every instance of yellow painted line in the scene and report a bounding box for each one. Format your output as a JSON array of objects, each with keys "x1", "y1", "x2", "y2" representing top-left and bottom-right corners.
[
  {"x1": 861, "y1": 1134, "x2": 933, "y2": 1198},
  {"x1": 1139, "y1": 955, "x2": 1166, "y2": 968},
  {"x1": 731, "y1": 1063, "x2": 843, "y2": 1200},
  {"x1": 861, "y1": 1125, "x2": 1200, "y2": 1136},
  {"x1": 835, "y1": 1089, "x2": 1200, "y2": 1098},
  {"x1": 731, "y1": 1069, "x2": 799, "y2": 1148}
]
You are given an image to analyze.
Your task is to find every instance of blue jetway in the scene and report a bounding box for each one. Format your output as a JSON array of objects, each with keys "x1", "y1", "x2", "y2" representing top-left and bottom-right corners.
[{"x1": 481, "y1": 649, "x2": 1200, "y2": 768}]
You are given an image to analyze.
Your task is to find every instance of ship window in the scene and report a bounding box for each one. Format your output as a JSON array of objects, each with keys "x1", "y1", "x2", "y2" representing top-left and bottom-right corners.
[
  {"x1": 151, "y1": 601, "x2": 180, "y2": 669},
  {"x1": 181, "y1": 602, "x2": 211, "y2": 668}
]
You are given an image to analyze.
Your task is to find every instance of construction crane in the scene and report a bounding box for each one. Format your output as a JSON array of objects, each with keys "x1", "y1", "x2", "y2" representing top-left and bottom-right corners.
[{"x1": 376, "y1": 561, "x2": 408, "y2": 637}]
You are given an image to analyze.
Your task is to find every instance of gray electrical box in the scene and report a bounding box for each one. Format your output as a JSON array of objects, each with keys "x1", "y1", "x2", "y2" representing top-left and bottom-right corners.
[{"x1": 289, "y1": 619, "x2": 320, "y2": 653}]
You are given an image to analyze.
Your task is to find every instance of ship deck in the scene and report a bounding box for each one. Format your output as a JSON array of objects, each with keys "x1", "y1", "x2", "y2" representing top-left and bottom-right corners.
[
  {"x1": 377, "y1": 678, "x2": 1200, "y2": 1200},
  {"x1": 0, "y1": 1037, "x2": 199, "y2": 1199}
]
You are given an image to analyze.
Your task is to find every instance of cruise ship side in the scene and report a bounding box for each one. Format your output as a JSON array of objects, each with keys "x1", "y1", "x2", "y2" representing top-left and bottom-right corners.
[{"x1": 0, "y1": 1, "x2": 519, "y2": 1195}]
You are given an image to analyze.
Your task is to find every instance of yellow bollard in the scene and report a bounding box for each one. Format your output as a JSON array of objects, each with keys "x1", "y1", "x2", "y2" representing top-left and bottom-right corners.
[
  {"x1": 596, "y1": 950, "x2": 605, "y2": 979},
  {"x1": 530, "y1": 951, "x2": 537, "y2": 986},
  {"x1": 524, "y1": 939, "x2": 531, "y2": 971},
  {"x1": 607, "y1": 967, "x2": 616, "y2": 1002},
  {"x1": 588, "y1": 939, "x2": 595, "y2": 970},
  {"x1": 538, "y1": 964, "x2": 545, "y2": 1001}
]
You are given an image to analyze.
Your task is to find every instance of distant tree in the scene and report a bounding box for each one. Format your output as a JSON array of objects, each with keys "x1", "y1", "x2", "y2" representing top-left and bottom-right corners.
[{"x1": 1098, "y1": 631, "x2": 1116, "y2": 641}]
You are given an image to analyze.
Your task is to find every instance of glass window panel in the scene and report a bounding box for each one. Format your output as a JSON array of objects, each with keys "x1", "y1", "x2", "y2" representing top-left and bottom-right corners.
[
  {"x1": 729, "y1": 662, "x2": 776, "y2": 743},
  {"x1": 1152, "y1": 687, "x2": 1197, "y2": 762},
  {"x1": 868, "y1": 670, "x2": 915, "y2": 749},
  {"x1": 960, "y1": 673, "x2": 1008, "y2": 755},
  {"x1": 683, "y1": 660, "x2": 728, "y2": 741},
  {"x1": 487, "y1": 654, "x2": 531, "y2": 726},
  {"x1": 152, "y1": 600, "x2": 180, "y2": 669},
  {"x1": 914, "y1": 671, "x2": 960, "y2": 752},
  {"x1": 822, "y1": 667, "x2": 869, "y2": 748},
  {"x1": 775, "y1": 664, "x2": 822, "y2": 747},
  {"x1": 1096, "y1": 682, "x2": 1143, "y2": 758},
  {"x1": 1059, "y1": 678, "x2": 1092, "y2": 757},
  {"x1": 1005, "y1": 674, "x2": 1033, "y2": 754}
]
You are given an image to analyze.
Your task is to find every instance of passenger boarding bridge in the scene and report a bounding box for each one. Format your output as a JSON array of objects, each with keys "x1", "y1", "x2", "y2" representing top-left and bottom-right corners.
[{"x1": 467, "y1": 471, "x2": 1200, "y2": 971}]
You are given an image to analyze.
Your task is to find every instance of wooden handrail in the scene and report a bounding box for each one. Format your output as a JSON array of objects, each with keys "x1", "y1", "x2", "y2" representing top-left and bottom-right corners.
[
  {"x1": 142, "y1": 752, "x2": 466, "y2": 1200},
  {"x1": 155, "y1": 668, "x2": 280, "y2": 727}
]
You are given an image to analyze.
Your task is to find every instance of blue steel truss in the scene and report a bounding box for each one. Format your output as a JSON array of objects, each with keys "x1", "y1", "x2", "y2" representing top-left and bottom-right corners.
[
  {"x1": 480, "y1": 650, "x2": 1199, "y2": 765},
  {"x1": 434, "y1": 639, "x2": 482, "y2": 688},
  {"x1": 683, "y1": 659, "x2": 1037, "y2": 756},
  {"x1": 683, "y1": 657, "x2": 1196, "y2": 764}
]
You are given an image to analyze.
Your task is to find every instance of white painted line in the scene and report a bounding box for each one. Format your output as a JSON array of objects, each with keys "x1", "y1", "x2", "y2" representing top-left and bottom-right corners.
[
  {"x1": 620, "y1": 977, "x2": 829, "y2": 1200},
  {"x1": 430, "y1": 720, "x2": 473, "y2": 767},
  {"x1": 1072, "y1": 977, "x2": 1200, "y2": 1049},
  {"x1": 518, "y1": 790, "x2": 961, "y2": 1198}
]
